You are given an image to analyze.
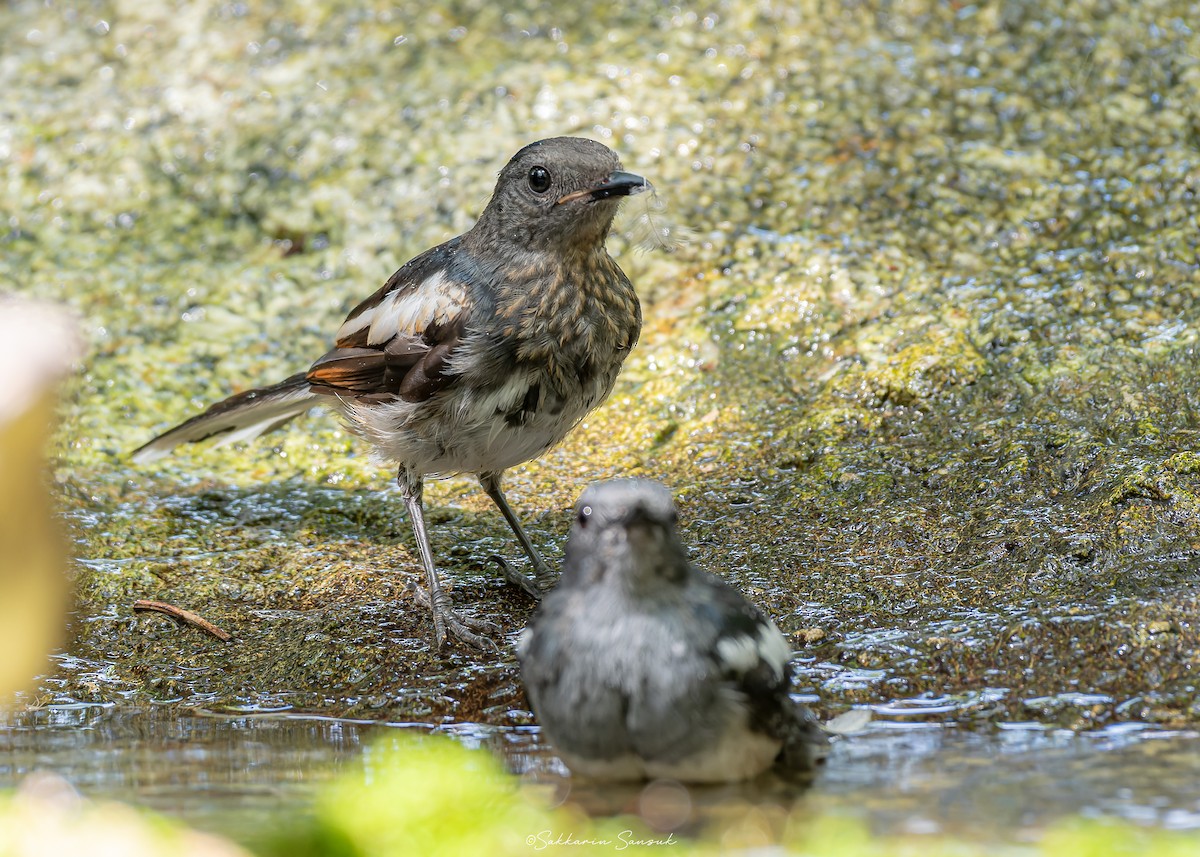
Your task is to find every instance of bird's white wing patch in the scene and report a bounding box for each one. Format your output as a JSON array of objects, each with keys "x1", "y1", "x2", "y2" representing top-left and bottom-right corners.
[
  {"x1": 336, "y1": 271, "x2": 466, "y2": 345},
  {"x1": 715, "y1": 619, "x2": 791, "y2": 680}
]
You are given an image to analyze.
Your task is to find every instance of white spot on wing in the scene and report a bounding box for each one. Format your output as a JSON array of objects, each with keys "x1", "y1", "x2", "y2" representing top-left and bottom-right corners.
[
  {"x1": 335, "y1": 271, "x2": 466, "y2": 345},
  {"x1": 335, "y1": 309, "x2": 371, "y2": 341},
  {"x1": 716, "y1": 619, "x2": 791, "y2": 680},
  {"x1": 369, "y1": 270, "x2": 463, "y2": 345},
  {"x1": 716, "y1": 635, "x2": 760, "y2": 674},
  {"x1": 757, "y1": 619, "x2": 792, "y2": 679}
]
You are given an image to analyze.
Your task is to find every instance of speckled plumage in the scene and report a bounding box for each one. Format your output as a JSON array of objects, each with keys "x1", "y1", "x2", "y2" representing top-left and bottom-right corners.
[
  {"x1": 324, "y1": 236, "x2": 639, "y2": 478},
  {"x1": 132, "y1": 137, "x2": 648, "y2": 650}
]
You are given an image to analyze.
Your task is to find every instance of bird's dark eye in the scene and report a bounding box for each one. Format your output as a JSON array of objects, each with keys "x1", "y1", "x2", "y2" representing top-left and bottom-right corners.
[
  {"x1": 577, "y1": 504, "x2": 592, "y2": 527},
  {"x1": 528, "y1": 165, "x2": 552, "y2": 193}
]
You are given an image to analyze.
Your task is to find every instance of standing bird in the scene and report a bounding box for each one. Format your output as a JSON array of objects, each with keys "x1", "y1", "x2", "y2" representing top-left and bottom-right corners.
[
  {"x1": 133, "y1": 137, "x2": 648, "y2": 650},
  {"x1": 519, "y1": 479, "x2": 828, "y2": 782}
]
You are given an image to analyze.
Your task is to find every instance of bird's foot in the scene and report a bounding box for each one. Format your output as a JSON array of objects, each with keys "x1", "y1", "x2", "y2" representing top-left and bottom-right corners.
[
  {"x1": 405, "y1": 581, "x2": 500, "y2": 652},
  {"x1": 488, "y1": 554, "x2": 554, "y2": 600}
]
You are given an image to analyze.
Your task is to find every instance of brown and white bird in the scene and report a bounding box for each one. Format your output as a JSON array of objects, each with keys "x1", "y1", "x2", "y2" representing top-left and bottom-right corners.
[{"x1": 133, "y1": 137, "x2": 649, "y2": 649}]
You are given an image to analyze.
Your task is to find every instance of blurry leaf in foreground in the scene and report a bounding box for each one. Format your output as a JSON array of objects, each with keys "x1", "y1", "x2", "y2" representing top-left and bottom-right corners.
[
  {"x1": 0, "y1": 772, "x2": 249, "y2": 857},
  {"x1": 266, "y1": 734, "x2": 692, "y2": 857},
  {"x1": 0, "y1": 296, "x2": 83, "y2": 699}
]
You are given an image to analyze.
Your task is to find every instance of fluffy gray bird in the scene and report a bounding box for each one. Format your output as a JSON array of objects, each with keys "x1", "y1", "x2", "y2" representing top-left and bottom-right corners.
[
  {"x1": 518, "y1": 479, "x2": 828, "y2": 782},
  {"x1": 132, "y1": 137, "x2": 648, "y2": 650}
]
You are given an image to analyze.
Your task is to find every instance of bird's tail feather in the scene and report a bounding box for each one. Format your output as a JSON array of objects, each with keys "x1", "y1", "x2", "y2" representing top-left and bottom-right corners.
[
  {"x1": 778, "y1": 704, "x2": 832, "y2": 771},
  {"x1": 131, "y1": 372, "x2": 316, "y2": 463}
]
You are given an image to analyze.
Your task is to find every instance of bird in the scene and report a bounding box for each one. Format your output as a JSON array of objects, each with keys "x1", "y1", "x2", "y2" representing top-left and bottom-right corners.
[
  {"x1": 518, "y1": 479, "x2": 828, "y2": 782},
  {"x1": 132, "y1": 137, "x2": 649, "y2": 650}
]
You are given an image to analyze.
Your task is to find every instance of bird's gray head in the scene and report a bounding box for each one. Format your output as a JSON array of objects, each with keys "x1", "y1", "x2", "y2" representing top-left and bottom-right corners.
[
  {"x1": 470, "y1": 137, "x2": 649, "y2": 254},
  {"x1": 561, "y1": 479, "x2": 690, "y2": 591}
]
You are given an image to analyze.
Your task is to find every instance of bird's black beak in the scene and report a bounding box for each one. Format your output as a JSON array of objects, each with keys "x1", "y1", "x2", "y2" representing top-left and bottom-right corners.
[
  {"x1": 558, "y1": 170, "x2": 651, "y2": 205},
  {"x1": 623, "y1": 503, "x2": 663, "y2": 530}
]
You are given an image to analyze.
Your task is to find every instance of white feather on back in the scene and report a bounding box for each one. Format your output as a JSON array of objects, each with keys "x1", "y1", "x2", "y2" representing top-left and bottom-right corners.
[
  {"x1": 335, "y1": 271, "x2": 466, "y2": 346},
  {"x1": 715, "y1": 619, "x2": 791, "y2": 681}
]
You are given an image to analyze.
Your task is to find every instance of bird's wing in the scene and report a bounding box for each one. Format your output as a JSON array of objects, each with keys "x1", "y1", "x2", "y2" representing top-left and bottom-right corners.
[
  {"x1": 698, "y1": 576, "x2": 823, "y2": 743},
  {"x1": 701, "y1": 577, "x2": 831, "y2": 765},
  {"x1": 307, "y1": 238, "x2": 469, "y2": 403},
  {"x1": 701, "y1": 576, "x2": 792, "y2": 686}
]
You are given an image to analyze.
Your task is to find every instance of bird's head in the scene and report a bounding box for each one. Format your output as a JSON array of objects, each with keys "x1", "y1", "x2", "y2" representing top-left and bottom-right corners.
[
  {"x1": 473, "y1": 137, "x2": 650, "y2": 254},
  {"x1": 562, "y1": 478, "x2": 689, "y2": 591}
]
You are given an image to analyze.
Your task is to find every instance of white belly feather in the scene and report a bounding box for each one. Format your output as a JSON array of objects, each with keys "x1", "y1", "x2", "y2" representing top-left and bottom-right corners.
[{"x1": 333, "y1": 365, "x2": 614, "y2": 478}]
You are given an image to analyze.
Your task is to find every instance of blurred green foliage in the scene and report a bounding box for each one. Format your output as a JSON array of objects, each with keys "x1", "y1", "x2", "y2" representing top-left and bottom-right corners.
[{"x1": 256, "y1": 733, "x2": 1200, "y2": 857}]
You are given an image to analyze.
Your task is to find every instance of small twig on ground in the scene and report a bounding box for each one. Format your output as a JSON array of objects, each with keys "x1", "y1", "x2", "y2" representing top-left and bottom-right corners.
[{"x1": 132, "y1": 599, "x2": 233, "y2": 642}]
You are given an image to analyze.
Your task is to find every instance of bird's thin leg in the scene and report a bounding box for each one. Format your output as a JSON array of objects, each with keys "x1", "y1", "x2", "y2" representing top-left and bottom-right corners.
[
  {"x1": 399, "y1": 468, "x2": 498, "y2": 650},
  {"x1": 479, "y1": 470, "x2": 557, "y2": 596}
]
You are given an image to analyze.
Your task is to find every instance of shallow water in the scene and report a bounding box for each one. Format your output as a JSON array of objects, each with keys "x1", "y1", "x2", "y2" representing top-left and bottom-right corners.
[
  {"x1": 5, "y1": 705, "x2": 1200, "y2": 849},
  {"x1": 0, "y1": 706, "x2": 362, "y2": 848}
]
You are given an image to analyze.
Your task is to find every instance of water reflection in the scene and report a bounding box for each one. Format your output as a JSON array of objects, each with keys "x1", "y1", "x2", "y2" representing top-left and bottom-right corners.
[
  {"x1": 0, "y1": 706, "x2": 372, "y2": 848},
  {"x1": 3, "y1": 707, "x2": 1200, "y2": 846},
  {"x1": 809, "y1": 723, "x2": 1200, "y2": 840},
  {"x1": 507, "y1": 720, "x2": 1200, "y2": 840}
]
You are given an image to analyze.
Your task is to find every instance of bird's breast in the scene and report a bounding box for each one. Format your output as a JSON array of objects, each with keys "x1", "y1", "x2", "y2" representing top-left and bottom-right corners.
[{"x1": 513, "y1": 259, "x2": 639, "y2": 378}]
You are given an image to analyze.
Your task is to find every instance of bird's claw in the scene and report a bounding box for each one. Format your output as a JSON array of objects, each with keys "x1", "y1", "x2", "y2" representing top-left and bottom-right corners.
[
  {"x1": 405, "y1": 580, "x2": 501, "y2": 652},
  {"x1": 488, "y1": 554, "x2": 547, "y2": 600}
]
